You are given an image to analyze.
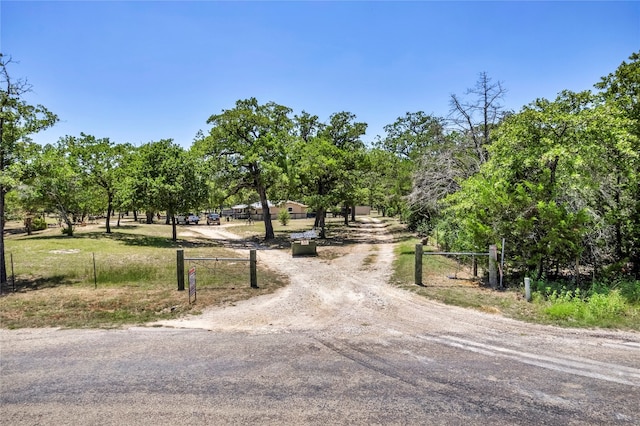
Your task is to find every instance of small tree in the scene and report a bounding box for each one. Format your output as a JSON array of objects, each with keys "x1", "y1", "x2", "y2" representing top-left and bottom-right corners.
[{"x1": 278, "y1": 208, "x2": 290, "y2": 226}]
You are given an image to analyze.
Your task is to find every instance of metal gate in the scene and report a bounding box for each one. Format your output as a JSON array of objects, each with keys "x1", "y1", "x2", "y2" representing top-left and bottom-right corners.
[{"x1": 414, "y1": 244, "x2": 499, "y2": 288}]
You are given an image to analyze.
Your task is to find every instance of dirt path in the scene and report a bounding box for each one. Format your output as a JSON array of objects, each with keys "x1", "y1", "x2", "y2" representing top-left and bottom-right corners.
[
  {"x1": 159, "y1": 219, "x2": 640, "y2": 369},
  {"x1": 159, "y1": 217, "x2": 398, "y2": 334}
]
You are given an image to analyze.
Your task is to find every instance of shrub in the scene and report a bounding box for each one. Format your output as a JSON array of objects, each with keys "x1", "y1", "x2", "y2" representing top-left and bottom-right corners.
[
  {"x1": 613, "y1": 279, "x2": 640, "y2": 304},
  {"x1": 278, "y1": 209, "x2": 290, "y2": 226},
  {"x1": 31, "y1": 217, "x2": 47, "y2": 231}
]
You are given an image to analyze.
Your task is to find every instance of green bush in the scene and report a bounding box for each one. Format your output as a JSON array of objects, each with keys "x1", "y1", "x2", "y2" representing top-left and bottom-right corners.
[
  {"x1": 540, "y1": 288, "x2": 631, "y2": 324},
  {"x1": 278, "y1": 209, "x2": 290, "y2": 226},
  {"x1": 31, "y1": 217, "x2": 47, "y2": 231},
  {"x1": 613, "y1": 279, "x2": 640, "y2": 304}
]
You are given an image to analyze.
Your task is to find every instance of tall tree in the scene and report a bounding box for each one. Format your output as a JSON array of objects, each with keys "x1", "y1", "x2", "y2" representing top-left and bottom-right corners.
[
  {"x1": 126, "y1": 139, "x2": 207, "y2": 241},
  {"x1": 199, "y1": 98, "x2": 293, "y2": 240},
  {"x1": 0, "y1": 54, "x2": 58, "y2": 283},
  {"x1": 319, "y1": 112, "x2": 367, "y2": 225},
  {"x1": 378, "y1": 111, "x2": 445, "y2": 161},
  {"x1": 449, "y1": 71, "x2": 508, "y2": 166},
  {"x1": 594, "y1": 51, "x2": 640, "y2": 274},
  {"x1": 443, "y1": 89, "x2": 635, "y2": 279},
  {"x1": 63, "y1": 133, "x2": 125, "y2": 234}
]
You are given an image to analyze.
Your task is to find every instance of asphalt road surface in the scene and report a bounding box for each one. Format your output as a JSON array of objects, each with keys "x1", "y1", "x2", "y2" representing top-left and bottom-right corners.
[{"x1": 1, "y1": 221, "x2": 639, "y2": 425}]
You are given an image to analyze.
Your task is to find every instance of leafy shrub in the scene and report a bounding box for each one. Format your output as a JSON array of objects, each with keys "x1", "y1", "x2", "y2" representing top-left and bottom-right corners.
[
  {"x1": 415, "y1": 220, "x2": 433, "y2": 239},
  {"x1": 31, "y1": 217, "x2": 47, "y2": 231},
  {"x1": 539, "y1": 287, "x2": 631, "y2": 324},
  {"x1": 278, "y1": 209, "x2": 290, "y2": 226},
  {"x1": 612, "y1": 279, "x2": 640, "y2": 304},
  {"x1": 586, "y1": 291, "x2": 627, "y2": 318}
]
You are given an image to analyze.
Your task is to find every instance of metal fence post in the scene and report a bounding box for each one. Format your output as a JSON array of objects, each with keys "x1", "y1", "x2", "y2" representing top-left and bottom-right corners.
[
  {"x1": 177, "y1": 249, "x2": 185, "y2": 291},
  {"x1": 250, "y1": 250, "x2": 258, "y2": 288},
  {"x1": 489, "y1": 244, "x2": 498, "y2": 289},
  {"x1": 415, "y1": 244, "x2": 423, "y2": 286}
]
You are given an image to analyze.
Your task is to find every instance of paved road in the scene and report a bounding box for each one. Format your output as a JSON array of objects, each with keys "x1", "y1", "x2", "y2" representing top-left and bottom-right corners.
[
  {"x1": 1, "y1": 326, "x2": 639, "y2": 425},
  {"x1": 1, "y1": 222, "x2": 639, "y2": 424}
]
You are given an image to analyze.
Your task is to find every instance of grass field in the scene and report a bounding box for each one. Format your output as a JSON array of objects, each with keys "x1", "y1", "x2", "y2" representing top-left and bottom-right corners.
[{"x1": 0, "y1": 218, "x2": 289, "y2": 329}]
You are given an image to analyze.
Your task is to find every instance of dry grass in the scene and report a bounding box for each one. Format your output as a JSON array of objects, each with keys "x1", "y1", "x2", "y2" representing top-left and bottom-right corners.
[{"x1": 0, "y1": 218, "x2": 288, "y2": 329}]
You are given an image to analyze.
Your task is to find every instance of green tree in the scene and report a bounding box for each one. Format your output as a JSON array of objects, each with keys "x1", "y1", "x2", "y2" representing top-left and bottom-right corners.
[
  {"x1": 594, "y1": 51, "x2": 640, "y2": 275},
  {"x1": 443, "y1": 88, "x2": 636, "y2": 280},
  {"x1": 126, "y1": 139, "x2": 208, "y2": 241},
  {"x1": 377, "y1": 111, "x2": 445, "y2": 161},
  {"x1": 63, "y1": 133, "x2": 126, "y2": 234},
  {"x1": 198, "y1": 98, "x2": 293, "y2": 240},
  {"x1": 29, "y1": 144, "x2": 85, "y2": 236},
  {"x1": 319, "y1": 111, "x2": 367, "y2": 225},
  {"x1": 293, "y1": 133, "x2": 344, "y2": 237},
  {"x1": 362, "y1": 148, "x2": 409, "y2": 217},
  {"x1": 0, "y1": 54, "x2": 58, "y2": 281}
]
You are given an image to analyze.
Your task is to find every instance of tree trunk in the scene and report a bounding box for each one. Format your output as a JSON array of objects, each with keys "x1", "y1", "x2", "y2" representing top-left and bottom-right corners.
[
  {"x1": 105, "y1": 193, "x2": 113, "y2": 234},
  {"x1": 171, "y1": 215, "x2": 177, "y2": 241},
  {"x1": 351, "y1": 204, "x2": 356, "y2": 222},
  {"x1": 315, "y1": 207, "x2": 327, "y2": 239},
  {"x1": 258, "y1": 185, "x2": 274, "y2": 240},
  {"x1": 0, "y1": 188, "x2": 6, "y2": 284},
  {"x1": 536, "y1": 257, "x2": 545, "y2": 281}
]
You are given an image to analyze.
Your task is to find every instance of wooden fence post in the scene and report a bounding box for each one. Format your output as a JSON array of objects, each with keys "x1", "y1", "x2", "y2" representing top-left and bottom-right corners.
[
  {"x1": 473, "y1": 256, "x2": 478, "y2": 277},
  {"x1": 415, "y1": 244, "x2": 423, "y2": 286},
  {"x1": 250, "y1": 249, "x2": 258, "y2": 288},
  {"x1": 177, "y1": 249, "x2": 185, "y2": 291},
  {"x1": 489, "y1": 244, "x2": 498, "y2": 289}
]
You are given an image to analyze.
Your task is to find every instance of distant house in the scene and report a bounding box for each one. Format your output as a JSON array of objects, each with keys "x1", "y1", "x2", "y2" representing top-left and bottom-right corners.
[
  {"x1": 230, "y1": 204, "x2": 250, "y2": 219},
  {"x1": 230, "y1": 201, "x2": 276, "y2": 220},
  {"x1": 236, "y1": 200, "x2": 308, "y2": 220},
  {"x1": 354, "y1": 205, "x2": 371, "y2": 215},
  {"x1": 274, "y1": 200, "x2": 308, "y2": 219}
]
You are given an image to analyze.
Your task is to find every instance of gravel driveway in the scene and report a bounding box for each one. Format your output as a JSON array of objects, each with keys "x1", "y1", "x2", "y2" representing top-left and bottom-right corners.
[{"x1": 1, "y1": 218, "x2": 639, "y2": 424}]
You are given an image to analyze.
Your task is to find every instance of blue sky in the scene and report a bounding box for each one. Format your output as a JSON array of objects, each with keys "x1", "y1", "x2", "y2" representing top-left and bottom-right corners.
[{"x1": 2, "y1": 1, "x2": 638, "y2": 148}]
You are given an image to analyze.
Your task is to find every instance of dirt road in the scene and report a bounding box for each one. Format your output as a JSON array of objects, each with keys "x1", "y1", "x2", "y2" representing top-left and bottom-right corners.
[{"x1": 1, "y1": 218, "x2": 639, "y2": 424}]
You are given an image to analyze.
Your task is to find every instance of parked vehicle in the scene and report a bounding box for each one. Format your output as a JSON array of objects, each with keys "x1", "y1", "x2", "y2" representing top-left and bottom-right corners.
[
  {"x1": 176, "y1": 213, "x2": 199, "y2": 225},
  {"x1": 207, "y1": 213, "x2": 221, "y2": 225}
]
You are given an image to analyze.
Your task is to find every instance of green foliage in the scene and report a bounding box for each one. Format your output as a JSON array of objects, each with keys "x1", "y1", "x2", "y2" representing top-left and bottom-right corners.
[
  {"x1": 440, "y1": 59, "x2": 639, "y2": 279},
  {"x1": 278, "y1": 209, "x2": 290, "y2": 226},
  {"x1": 542, "y1": 289, "x2": 631, "y2": 325},
  {"x1": 530, "y1": 277, "x2": 639, "y2": 327},
  {"x1": 197, "y1": 98, "x2": 294, "y2": 240},
  {"x1": 415, "y1": 220, "x2": 432, "y2": 238},
  {"x1": 1, "y1": 53, "x2": 59, "y2": 283},
  {"x1": 31, "y1": 216, "x2": 47, "y2": 231}
]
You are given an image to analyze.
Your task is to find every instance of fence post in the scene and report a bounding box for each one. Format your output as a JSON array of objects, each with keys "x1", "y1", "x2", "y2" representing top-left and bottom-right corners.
[
  {"x1": 473, "y1": 256, "x2": 478, "y2": 277},
  {"x1": 250, "y1": 249, "x2": 258, "y2": 288},
  {"x1": 524, "y1": 277, "x2": 531, "y2": 302},
  {"x1": 177, "y1": 249, "x2": 185, "y2": 291},
  {"x1": 415, "y1": 244, "x2": 423, "y2": 286},
  {"x1": 489, "y1": 244, "x2": 498, "y2": 289}
]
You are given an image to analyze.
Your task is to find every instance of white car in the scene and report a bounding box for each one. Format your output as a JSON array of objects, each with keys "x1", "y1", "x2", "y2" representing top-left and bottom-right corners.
[{"x1": 176, "y1": 213, "x2": 199, "y2": 225}]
